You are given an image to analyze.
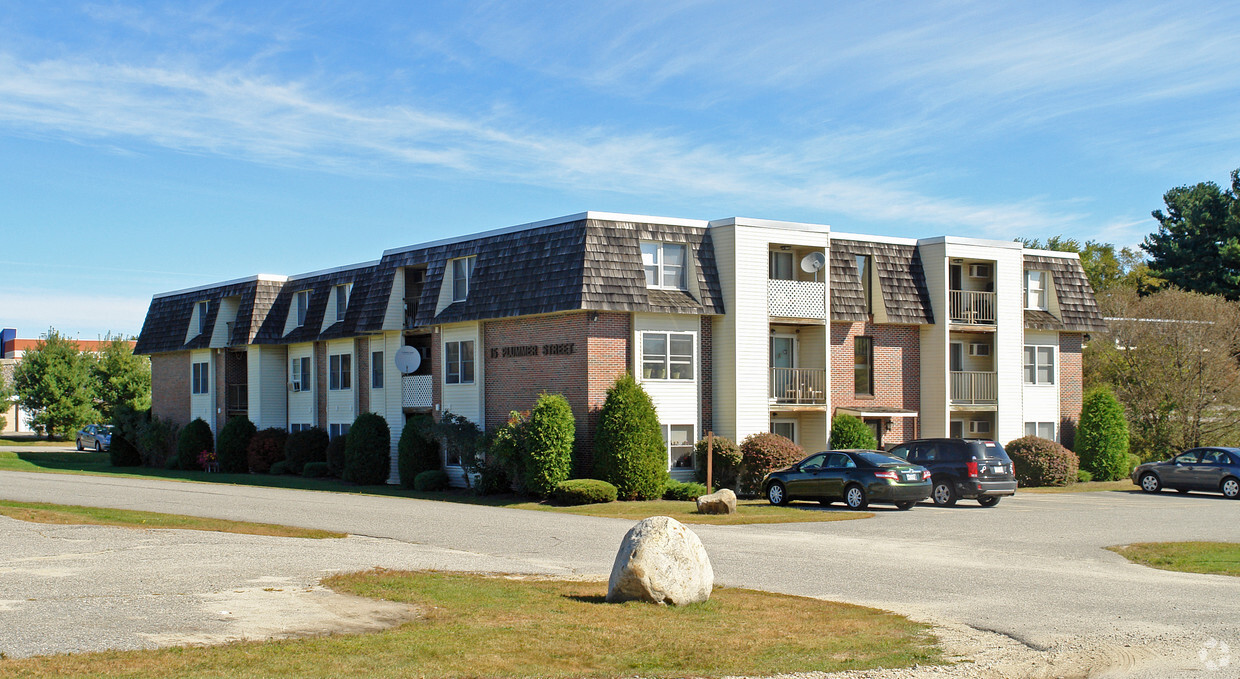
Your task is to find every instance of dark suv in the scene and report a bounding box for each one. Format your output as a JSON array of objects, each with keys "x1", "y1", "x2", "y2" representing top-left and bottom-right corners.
[{"x1": 886, "y1": 439, "x2": 1017, "y2": 507}]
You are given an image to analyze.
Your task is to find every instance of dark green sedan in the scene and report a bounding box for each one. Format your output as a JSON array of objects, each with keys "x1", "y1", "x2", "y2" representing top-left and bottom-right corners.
[{"x1": 762, "y1": 450, "x2": 933, "y2": 510}]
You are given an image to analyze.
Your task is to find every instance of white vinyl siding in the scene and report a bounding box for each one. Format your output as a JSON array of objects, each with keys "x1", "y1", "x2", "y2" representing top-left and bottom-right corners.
[
  {"x1": 283, "y1": 290, "x2": 311, "y2": 336},
  {"x1": 247, "y1": 345, "x2": 287, "y2": 431},
  {"x1": 1022, "y1": 330, "x2": 1061, "y2": 431},
  {"x1": 287, "y1": 343, "x2": 315, "y2": 429},
  {"x1": 189, "y1": 349, "x2": 213, "y2": 431},
  {"x1": 325, "y1": 339, "x2": 354, "y2": 433},
  {"x1": 440, "y1": 323, "x2": 482, "y2": 426},
  {"x1": 635, "y1": 314, "x2": 700, "y2": 480}
]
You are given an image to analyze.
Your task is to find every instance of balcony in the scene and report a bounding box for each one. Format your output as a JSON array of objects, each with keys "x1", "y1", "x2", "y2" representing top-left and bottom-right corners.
[
  {"x1": 771, "y1": 367, "x2": 827, "y2": 405},
  {"x1": 402, "y1": 374, "x2": 432, "y2": 408},
  {"x1": 403, "y1": 298, "x2": 420, "y2": 329},
  {"x1": 949, "y1": 290, "x2": 995, "y2": 325},
  {"x1": 225, "y1": 383, "x2": 248, "y2": 417},
  {"x1": 768, "y1": 279, "x2": 826, "y2": 319},
  {"x1": 951, "y1": 371, "x2": 997, "y2": 405}
]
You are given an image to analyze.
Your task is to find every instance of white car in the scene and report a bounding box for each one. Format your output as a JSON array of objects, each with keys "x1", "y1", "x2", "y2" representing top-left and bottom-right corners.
[{"x1": 76, "y1": 424, "x2": 113, "y2": 452}]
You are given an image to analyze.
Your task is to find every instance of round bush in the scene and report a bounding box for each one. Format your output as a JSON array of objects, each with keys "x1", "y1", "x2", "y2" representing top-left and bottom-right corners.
[
  {"x1": 302, "y1": 461, "x2": 330, "y2": 478},
  {"x1": 326, "y1": 434, "x2": 348, "y2": 477},
  {"x1": 593, "y1": 374, "x2": 669, "y2": 500},
  {"x1": 829, "y1": 413, "x2": 878, "y2": 449},
  {"x1": 284, "y1": 426, "x2": 329, "y2": 475},
  {"x1": 343, "y1": 412, "x2": 391, "y2": 485},
  {"x1": 269, "y1": 460, "x2": 289, "y2": 475},
  {"x1": 413, "y1": 469, "x2": 450, "y2": 491},
  {"x1": 246, "y1": 428, "x2": 288, "y2": 474},
  {"x1": 551, "y1": 479, "x2": 618, "y2": 506},
  {"x1": 216, "y1": 416, "x2": 256, "y2": 474},
  {"x1": 523, "y1": 393, "x2": 575, "y2": 497},
  {"x1": 663, "y1": 479, "x2": 708, "y2": 501},
  {"x1": 1077, "y1": 469, "x2": 1093, "y2": 483},
  {"x1": 398, "y1": 415, "x2": 441, "y2": 489},
  {"x1": 1006, "y1": 435, "x2": 1079, "y2": 487},
  {"x1": 1076, "y1": 387, "x2": 1129, "y2": 481},
  {"x1": 693, "y1": 436, "x2": 742, "y2": 490},
  {"x1": 739, "y1": 432, "x2": 805, "y2": 495},
  {"x1": 176, "y1": 418, "x2": 214, "y2": 471}
]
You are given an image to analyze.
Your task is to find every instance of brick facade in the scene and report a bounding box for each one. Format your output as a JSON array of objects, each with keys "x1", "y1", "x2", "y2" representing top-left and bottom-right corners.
[
  {"x1": 830, "y1": 322, "x2": 921, "y2": 445},
  {"x1": 355, "y1": 337, "x2": 370, "y2": 415},
  {"x1": 150, "y1": 351, "x2": 191, "y2": 427},
  {"x1": 314, "y1": 342, "x2": 327, "y2": 427},
  {"x1": 1059, "y1": 332, "x2": 1084, "y2": 444},
  {"x1": 699, "y1": 316, "x2": 713, "y2": 435}
]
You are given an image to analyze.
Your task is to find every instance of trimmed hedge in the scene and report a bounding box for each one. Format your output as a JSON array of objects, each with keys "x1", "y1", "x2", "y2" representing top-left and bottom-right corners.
[
  {"x1": 414, "y1": 469, "x2": 450, "y2": 491},
  {"x1": 739, "y1": 432, "x2": 805, "y2": 495},
  {"x1": 829, "y1": 413, "x2": 878, "y2": 450},
  {"x1": 247, "y1": 428, "x2": 288, "y2": 474},
  {"x1": 398, "y1": 415, "x2": 440, "y2": 489},
  {"x1": 326, "y1": 434, "x2": 348, "y2": 477},
  {"x1": 269, "y1": 460, "x2": 289, "y2": 475},
  {"x1": 693, "y1": 436, "x2": 742, "y2": 490},
  {"x1": 523, "y1": 393, "x2": 575, "y2": 497},
  {"x1": 593, "y1": 374, "x2": 669, "y2": 501},
  {"x1": 343, "y1": 412, "x2": 391, "y2": 485},
  {"x1": 217, "y1": 416, "x2": 257, "y2": 474},
  {"x1": 284, "y1": 426, "x2": 329, "y2": 475},
  {"x1": 1006, "y1": 435, "x2": 1079, "y2": 487},
  {"x1": 303, "y1": 461, "x2": 330, "y2": 478},
  {"x1": 664, "y1": 479, "x2": 708, "y2": 501},
  {"x1": 1076, "y1": 387, "x2": 1129, "y2": 482},
  {"x1": 176, "y1": 418, "x2": 214, "y2": 471},
  {"x1": 551, "y1": 479, "x2": 618, "y2": 506}
]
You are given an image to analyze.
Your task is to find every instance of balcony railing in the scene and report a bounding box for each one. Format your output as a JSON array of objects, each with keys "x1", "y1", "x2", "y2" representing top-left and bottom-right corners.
[
  {"x1": 949, "y1": 290, "x2": 996, "y2": 325},
  {"x1": 950, "y1": 371, "x2": 997, "y2": 404},
  {"x1": 403, "y1": 298, "x2": 420, "y2": 329},
  {"x1": 768, "y1": 279, "x2": 826, "y2": 319},
  {"x1": 771, "y1": 367, "x2": 827, "y2": 405},
  {"x1": 225, "y1": 383, "x2": 248, "y2": 415},
  {"x1": 402, "y1": 374, "x2": 432, "y2": 408}
]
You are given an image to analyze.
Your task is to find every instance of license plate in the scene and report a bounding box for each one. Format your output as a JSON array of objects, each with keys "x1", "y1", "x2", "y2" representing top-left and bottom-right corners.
[
  {"x1": 904, "y1": 473, "x2": 920, "y2": 481},
  {"x1": 993, "y1": 465, "x2": 1004, "y2": 474}
]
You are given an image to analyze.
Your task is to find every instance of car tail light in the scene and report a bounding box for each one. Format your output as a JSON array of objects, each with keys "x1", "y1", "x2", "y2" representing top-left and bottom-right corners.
[
  {"x1": 966, "y1": 461, "x2": 979, "y2": 478},
  {"x1": 875, "y1": 470, "x2": 898, "y2": 481},
  {"x1": 922, "y1": 469, "x2": 932, "y2": 481}
]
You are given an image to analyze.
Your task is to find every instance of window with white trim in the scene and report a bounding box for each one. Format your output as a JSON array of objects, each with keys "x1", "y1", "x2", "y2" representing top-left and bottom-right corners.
[
  {"x1": 191, "y1": 362, "x2": 209, "y2": 394},
  {"x1": 372, "y1": 350, "x2": 384, "y2": 389},
  {"x1": 1024, "y1": 421, "x2": 1057, "y2": 440},
  {"x1": 1023, "y1": 345, "x2": 1056, "y2": 385},
  {"x1": 328, "y1": 423, "x2": 350, "y2": 440},
  {"x1": 290, "y1": 356, "x2": 311, "y2": 392},
  {"x1": 196, "y1": 301, "x2": 209, "y2": 335},
  {"x1": 1025, "y1": 271, "x2": 1047, "y2": 310},
  {"x1": 451, "y1": 256, "x2": 476, "y2": 303},
  {"x1": 641, "y1": 242, "x2": 687, "y2": 289},
  {"x1": 663, "y1": 424, "x2": 695, "y2": 470},
  {"x1": 334, "y1": 284, "x2": 349, "y2": 322},
  {"x1": 640, "y1": 332, "x2": 694, "y2": 380},
  {"x1": 295, "y1": 290, "x2": 310, "y2": 326},
  {"x1": 771, "y1": 420, "x2": 796, "y2": 442},
  {"x1": 289, "y1": 423, "x2": 313, "y2": 433},
  {"x1": 445, "y1": 340, "x2": 474, "y2": 384},
  {"x1": 329, "y1": 353, "x2": 352, "y2": 390}
]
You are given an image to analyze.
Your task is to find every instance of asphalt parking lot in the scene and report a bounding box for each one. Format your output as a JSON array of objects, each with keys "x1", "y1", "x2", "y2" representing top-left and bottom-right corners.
[{"x1": 2, "y1": 470, "x2": 1238, "y2": 677}]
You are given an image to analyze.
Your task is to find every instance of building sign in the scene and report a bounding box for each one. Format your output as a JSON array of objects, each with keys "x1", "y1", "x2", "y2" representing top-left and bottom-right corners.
[{"x1": 490, "y1": 343, "x2": 576, "y2": 359}]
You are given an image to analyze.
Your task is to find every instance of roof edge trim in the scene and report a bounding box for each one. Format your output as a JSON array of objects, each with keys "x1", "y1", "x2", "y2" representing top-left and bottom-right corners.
[{"x1": 152, "y1": 273, "x2": 288, "y2": 300}]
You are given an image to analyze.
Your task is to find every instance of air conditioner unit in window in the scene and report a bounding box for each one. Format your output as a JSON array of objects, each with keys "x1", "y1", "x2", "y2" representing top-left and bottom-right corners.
[
  {"x1": 968, "y1": 264, "x2": 991, "y2": 278},
  {"x1": 968, "y1": 343, "x2": 991, "y2": 357},
  {"x1": 969, "y1": 420, "x2": 992, "y2": 435}
]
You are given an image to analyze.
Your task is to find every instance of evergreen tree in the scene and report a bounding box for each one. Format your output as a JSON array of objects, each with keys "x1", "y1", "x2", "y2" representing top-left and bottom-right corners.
[
  {"x1": 0, "y1": 371, "x2": 13, "y2": 432},
  {"x1": 1144, "y1": 169, "x2": 1240, "y2": 300},
  {"x1": 1076, "y1": 387, "x2": 1130, "y2": 481},
  {"x1": 12, "y1": 329, "x2": 99, "y2": 438},
  {"x1": 92, "y1": 334, "x2": 151, "y2": 420},
  {"x1": 829, "y1": 413, "x2": 878, "y2": 449},
  {"x1": 522, "y1": 393, "x2": 575, "y2": 497},
  {"x1": 593, "y1": 374, "x2": 668, "y2": 500}
]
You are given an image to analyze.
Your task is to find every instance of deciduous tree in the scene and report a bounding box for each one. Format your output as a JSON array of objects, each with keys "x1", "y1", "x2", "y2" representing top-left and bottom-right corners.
[
  {"x1": 92, "y1": 334, "x2": 151, "y2": 420},
  {"x1": 12, "y1": 329, "x2": 99, "y2": 438}
]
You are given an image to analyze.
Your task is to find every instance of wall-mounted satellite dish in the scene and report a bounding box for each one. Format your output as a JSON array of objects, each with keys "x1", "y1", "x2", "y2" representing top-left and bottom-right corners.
[
  {"x1": 800, "y1": 252, "x2": 827, "y2": 280},
  {"x1": 394, "y1": 345, "x2": 422, "y2": 374}
]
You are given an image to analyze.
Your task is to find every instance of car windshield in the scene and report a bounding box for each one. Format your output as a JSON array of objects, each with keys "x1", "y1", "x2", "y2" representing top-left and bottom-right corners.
[{"x1": 854, "y1": 451, "x2": 907, "y2": 466}]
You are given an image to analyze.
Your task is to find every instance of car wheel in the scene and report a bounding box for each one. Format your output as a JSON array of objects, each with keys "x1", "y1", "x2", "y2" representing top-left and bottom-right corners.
[
  {"x1": 978, "y1": 496, "x2": 1000, "y2": 507},
  {"x1": 844, "y1": 485, "x2": 868, "y2": 510},
  {"x1": 766, "y1": 482, "x2": 787, "y2": 506},
  {"x1": 894, "y1": 501, "x2": 915, "y2": 511},
  {"x1": 1139, "y1": 472, "x2": 1161, "y2": 493},
  {"x1": 1222, "y1": 477, "x2": 1240, "y2": 499},
  {"x1": 932, "y1": 480, "x2": 957, "y2": 507},
  {"x1": 818, "y1": 498, "x2": 833, "y2": 507},
  {"x1": 95, "y1": 441, "x2": 102, "y2": 452},
  {"x1": 76, "y1": 439, "x2": 84, "y2": 451}
]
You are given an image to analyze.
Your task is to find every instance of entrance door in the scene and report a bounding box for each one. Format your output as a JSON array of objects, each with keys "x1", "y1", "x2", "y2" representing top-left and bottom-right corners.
[
  {"x1": 950, "y1": 342, "x2": 964, "y2": 372},
  {"x1": 950, "y1": 420, "x2": 964, "y2": 438},
  {"x1": 950, "y1": 264, "x2": 963, "y2": 291},
  {"x1": 864, "y1": 418, "x2": 883, "y2": 449}
]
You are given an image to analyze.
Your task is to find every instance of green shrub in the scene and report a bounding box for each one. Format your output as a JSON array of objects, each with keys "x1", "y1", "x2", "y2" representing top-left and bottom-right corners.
[
  {"x1": 1076, "y1": 387, "x2": 1129, "y2": 481},
  {"x1": 326, "y1": 433, "x2": 348, "y2": 477},
  {"x1": 246, "y1": 428, "x2": 287, "y2": 474},
  {"x1": 484, "y1": 411, "x2": 528, "y2": 494},
  {"x1": 1077, "y1": 469, "x2": 1093, "y2": 483},
  {"x1": 343, "y1": 412, "x2": 391, "y2": 485},
  {"x1": 1006, "y1": 436, "x2": 1079, "y2": 487},
  {"x1": 216, "y1": 416, "x2": 257, "y2": 474},
  {"x1": 739, "y1": 432, "x2": 805, "y2": 495},
  {"x1": 164, "y1": 455, "x2": 179, "y2": 470},
  {"x1": 303, "y1": 461, "x2": 330, "y2": 478},
  {"x1": 284, "y1": 426, "x2": 329, "y2": 475},
  {"x1": 269, "y1": 460, "x2": 289, "y2": 475},
  {"x1": 523, "y1": 393, "x2": 575, "y2": 497},
  {"x1": 108, "y1": 404, "x2": 145, "y2": 467},
  {"x1": 593, "y1": 374, "x2": 669, "y2": 500},
  {"x1": 176, "y1": 418, "x2": 214, "y2": 471},
  {"x1": 693, "y1": 436, "x2": 742, "y2": 490},
  {"x1": 551, "y1": 479, "x2": 618, "y2": 505},
  {"x1": 398, "y1": 415, "x2": 440, "y2": 489},
  {"x1": 414, "y1": 469, "x2": 450, "y2": 491},
  {"x1": 136, "y1": 415, "x2": 178, "y2": 468},
  {"x1": 663, "y1": 479, "x2": 708, "y2": 501},
  {"x1": 1127, "y1": 453, "x2": 1141, "y2": 476},
  {"x1": 474, "y1": 458, "x2": 512, "y2": 495},
  {"x1": 829, "y1": 414, "x2": 878, "y2": 449}
]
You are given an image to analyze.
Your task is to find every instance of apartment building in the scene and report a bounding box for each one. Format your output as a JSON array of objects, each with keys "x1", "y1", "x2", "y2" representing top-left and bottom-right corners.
[{"x1": 134, "y1": 212, "x2": 1105, "y2": 484}]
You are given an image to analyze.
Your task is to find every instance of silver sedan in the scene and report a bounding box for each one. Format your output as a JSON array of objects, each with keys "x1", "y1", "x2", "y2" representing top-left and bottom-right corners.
[
  {"x1": 75, "y1": 424, "x2": 113, "y2": 452},
  {"x1": 1133, "y1": 447, "x2": 1240, "y2": 499}
]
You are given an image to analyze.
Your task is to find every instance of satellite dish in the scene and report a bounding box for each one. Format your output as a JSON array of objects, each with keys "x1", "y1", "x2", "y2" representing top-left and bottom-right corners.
[
  {"x1": 800, "y1": 252, "x2": 826, "y2": 280},
  {"x1": 394, "y1": 345, "x2": 421, "y2": 374}
]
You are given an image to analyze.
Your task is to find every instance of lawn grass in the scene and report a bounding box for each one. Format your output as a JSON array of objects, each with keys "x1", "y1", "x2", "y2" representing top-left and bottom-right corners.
[
  {"x1": 0, "y1": 450, "x2": 870, "y2": 525},
  {"x1": 0, "y1": 435, "x2": 68, "y2": 447},
  {"x1": 1107, "y1": 542, "x2": 1240, "y2": 577},
  {"x1": 0, "y1": 500, "x2": 344, "y2": 539},
  {"x1": 0, "y1": 570, "x2": 943, "y2": 678},
  {"x1": 1020, "y1": 479, "x2": 1134, "y2": 493}
]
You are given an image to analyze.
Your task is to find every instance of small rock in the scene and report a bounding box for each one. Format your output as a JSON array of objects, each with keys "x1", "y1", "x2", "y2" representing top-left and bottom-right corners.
[
  {"x1": 606, "y1": 516, "x2": 713, "y2": 605},
  {"x1": 695, "y1": 488, "x2": 737, "y2": 515}
]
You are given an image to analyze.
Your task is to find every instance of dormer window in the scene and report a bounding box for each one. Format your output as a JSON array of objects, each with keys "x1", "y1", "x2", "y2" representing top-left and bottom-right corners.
[
  {"x1": 641, "y1": 242, "x2": 686, "y2": 289},
  {"x1": 196, "y1": 301, "x2": 209, "y2": 335},
  {"x1": 1026, "y1": 271, "x2": 1047, "y2": 310},
  {"x1": 856, "y1": 255, "x2": 873, "y2": 314},
  {"x1": 296, "y1": 290, "x2": 310, "y2": 326},
  {"x1": 451, "y1": 256, "x2": 475, "y2": 303},
  {"x1": 334, "y1": 284, "x2": 349, "y2": 322}
]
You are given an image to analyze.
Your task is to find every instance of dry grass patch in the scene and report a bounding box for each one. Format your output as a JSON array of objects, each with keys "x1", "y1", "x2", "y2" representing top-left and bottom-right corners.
[
  {"x1": 3, "y1": 570, "x2": 942, "y2": 678},
  {"x1": 508, "y1": 498, "x2": 874, "y2": 524},
  {"x1": 0, "y1": 500, "x2": 344, "y2": 539},
  {"x1": 1021, "y1": 479, "x2": 1133, "y2": 493},
  {"x1": 1108, "y1": 541, "x2": 1240, "y2": 577}
]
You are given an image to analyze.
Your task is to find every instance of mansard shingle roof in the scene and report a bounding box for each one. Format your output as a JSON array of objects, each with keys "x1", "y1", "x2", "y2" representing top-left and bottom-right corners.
[
  {"x1": 134, "y1": 278, "x2": 283, "y2": 355},
  {"x1": 1023, "y1": 254, "x2": 1108, "y2": 333},
  {"x1": 830, "y1": 240, "x2": 934, "y2": 324},
  {"x1": 253, "y1": 263, "x2": 380, "y2": 344}
]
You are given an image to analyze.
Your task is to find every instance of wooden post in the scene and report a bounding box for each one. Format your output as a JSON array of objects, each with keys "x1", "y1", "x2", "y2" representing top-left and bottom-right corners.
[{"x1": 706, "y1": 431, "x2": 714, "y2": 494}]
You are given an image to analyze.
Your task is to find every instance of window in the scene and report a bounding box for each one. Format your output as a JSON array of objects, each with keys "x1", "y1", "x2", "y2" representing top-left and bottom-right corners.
[
  {"x1": 191, "y1": 362, "x2": 209, "y2": 394},
  {"x1": 445, "y1": 340, "x2": 474, "y2": 384},
  {"x1": 451, "y1": 256, "x2": 476, "y2": 303},
  {"x1": 663, "y1": 424, "x2": 695, "y2": 470},
  {"x1": 197, "y1": 301, "x2": 209, "y2": 335},
  {"x1": 329, "y1": 423, "x2": 350, "y2": 440},
  {"x1": 296, "y1": 290, "x2": 310, "y2": 326},
  {"x1": 1024, "y1": 422, "x2": 1057, "y2": 440},
  {"x1": 769, "y1": 251, "x2": 794, "y2": 280},
  {"x1": 1026, "y1": 271, "x2": 1047, "y2": 310},
  {"x1": 291, "y1": 356, "x2": 311, "y2": 392},
  {"x1": 640, "y1": 332, "x2": 694, "y2": 380},
  {"x1": 856, "y1": 255, "x2": 872, "y2": 314},
  {"x1": 641, "y1": 242, "x2": 686, "y2": 289},
  {"x1": 289, "y1": 423, "x2": 313, "y2": 433},
  {"x1": 329, "y1": 353, "x2": 351, "y2": 390},
  {"x1": 854, "y1": 336, "x2": 874, "y2": 396},
  {"x1": 771, "y1": 420, "x2": 796, "y2": 442},
  {"x1": 335, "y1": 284, "x2": 349, "y2": 322},
  {"x1": 372, "y1": 350, "x2": 384, "y2": 389},
  {"x1": 1023, "y1": 345, "x2": 1056, "y2": 385}
]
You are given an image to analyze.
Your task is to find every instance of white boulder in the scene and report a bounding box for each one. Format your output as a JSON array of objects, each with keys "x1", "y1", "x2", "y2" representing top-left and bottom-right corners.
[
  {"x1": 606, "y1": 516, "x2": 713, "y2": 605},
  {"x1": 695, "y1": 488, "x2": 737, "y2": 515}
]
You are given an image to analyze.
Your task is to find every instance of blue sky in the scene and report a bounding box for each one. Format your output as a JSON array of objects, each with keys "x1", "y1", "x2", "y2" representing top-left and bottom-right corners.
[{"x1": 2, "y1": 1, "x2": 1237, "y2": 340}]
